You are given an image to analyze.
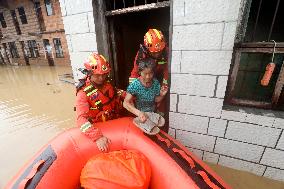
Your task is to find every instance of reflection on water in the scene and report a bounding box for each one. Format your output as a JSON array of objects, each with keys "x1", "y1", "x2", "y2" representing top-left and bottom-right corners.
[
  {"x1": 0, "y1": 65, "x2": 75, "y2": 187},
  {"x1": 0, "y1": 65, "x2": 283, "y2": 189}
]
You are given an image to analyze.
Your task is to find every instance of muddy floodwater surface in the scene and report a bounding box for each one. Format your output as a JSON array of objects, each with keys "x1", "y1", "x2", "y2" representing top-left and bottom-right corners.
[{"x1": 0, "y1": 65, "x2": 283, "y2": 189}]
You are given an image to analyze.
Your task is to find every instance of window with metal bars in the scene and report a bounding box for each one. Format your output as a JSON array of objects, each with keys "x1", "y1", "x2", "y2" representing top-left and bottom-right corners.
[
  {"x1": 17, "y1": 7, "x2": 28, "y2": 24},
  {"x1": 226, "y1": 0, "x2": 284, "y2": 111},
  {"x1": 44, "y1": 0, "x2": 54, "y2": 16},
  {"x1": 53, "y1": 38, "x2": 64, "y2": 58},
  {"x1": 27, "y1": 40, "x2": 39, "y2": 58},
  {"x1": 10, "y1": 10, "x2": 21, "y2": 35},
  {"x1": 8, "y1": 42, "x2": 19, "y2": 58},
  {"x1": 34, "y1": 2, "x2": 46, "y2": 31}
]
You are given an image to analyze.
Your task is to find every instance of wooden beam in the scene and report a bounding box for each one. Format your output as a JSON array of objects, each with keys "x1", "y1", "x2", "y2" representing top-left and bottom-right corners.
[
  {"x1": 236, "y1": 42, "x2": 284, "y2": 48},
  {"x1": 272, "y1": 61, "x2": 284, "y2": 107},
  {"x1": 226, "y1": 50, "x2": 241, "y2": 103},
  {"x1": 229, "y1": 98, "x2": 272, "y2": 109},
  {"x1": 236, "y1": 47, "x2": 284, "y2": 53},
  {"x1": 28, "y1": 29, "x2": 65, "y2": 36},
  {"x1": 105, "y1": 1, "x2": 170, "y2": 16},
  {"x1": 93, "y1": 0, "x2": 113, "y2": 77}
]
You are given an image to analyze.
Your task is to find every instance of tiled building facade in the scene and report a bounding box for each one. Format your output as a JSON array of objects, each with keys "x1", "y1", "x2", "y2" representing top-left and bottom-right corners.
[{"x1": 60, "y1": 0, "x2": 284, "y2": 182}]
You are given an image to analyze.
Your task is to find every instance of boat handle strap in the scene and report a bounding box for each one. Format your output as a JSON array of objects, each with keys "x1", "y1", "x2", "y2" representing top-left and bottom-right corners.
[
  {"x1": 197, "y1": 170, "x2": 221, "y2": 189},
  {"x1": 18, "y1": 159, "x2": 45, "y2": 189},
  {"x1": 156, "y1": 133, "x2": 171, "y2": 147},
  {"x1": 172, "y1": 148, "x2": 195, "y2": 169}
]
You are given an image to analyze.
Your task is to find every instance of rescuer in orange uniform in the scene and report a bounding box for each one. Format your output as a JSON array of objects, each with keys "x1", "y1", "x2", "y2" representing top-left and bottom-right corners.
[
  {"x1": 129, "y1": 28, "x2": 168, "y2": 87},
  {"x1": 129, "y1": 28, "x2": 169, "y2": 115},
  {"x1": 75, "y1": 52, "x2": 123, "y2": 152}
]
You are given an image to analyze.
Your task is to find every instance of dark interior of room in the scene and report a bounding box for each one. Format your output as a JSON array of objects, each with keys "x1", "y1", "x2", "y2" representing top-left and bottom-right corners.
[{"x1": 107, "y1": 7, "x2": 170, "y2": 89}]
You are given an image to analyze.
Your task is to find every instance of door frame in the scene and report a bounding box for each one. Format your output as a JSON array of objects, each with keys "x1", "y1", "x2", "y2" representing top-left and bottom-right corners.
[
  {"x1": 92, "y1": 0, "x2": 173, "y2": 87},
  {"x1": 92, "y1": 0, "x2": 173, "y2": 132}
]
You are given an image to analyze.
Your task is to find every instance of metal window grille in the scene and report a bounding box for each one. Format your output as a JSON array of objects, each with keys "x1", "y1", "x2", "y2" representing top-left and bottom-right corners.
[
  {"x1": 10, "y1": 10, "x2": 21, "y2": 35},
  {"x1": 227, "y1": 0, "x2": 284, "y2": 110},
  {"x1": 244, "y1": 0, "x2": 282, "y2": 42},
  {"x1": 8, "y1": 42, "x2": 19, "y2": 58},
  {"x1": 17, "y1": 7, "x2": 28, "y2": 24},
  {"x1": 53, "y1": 38, "x2": 64, "y2": 58},
  {"x1": 27, "y1": 40, "x2": 39, "y2": 58}
]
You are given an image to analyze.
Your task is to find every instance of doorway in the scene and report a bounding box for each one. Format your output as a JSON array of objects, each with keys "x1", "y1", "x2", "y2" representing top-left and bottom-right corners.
[
  {"x1": 93, "y1": 1, "x2": 171, "y2": 132},
  {"x1": 93, "y1": 0, "x2": 171, "y2": 90},
  {"x1": 109, "y1": 8, "x2": 170, "y2": 89}
]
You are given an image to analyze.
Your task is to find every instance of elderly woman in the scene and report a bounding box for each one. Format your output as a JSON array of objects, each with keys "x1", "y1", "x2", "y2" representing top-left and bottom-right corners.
[{"x1": 123, "y1": 58, "x2": 168, "y2": 123}]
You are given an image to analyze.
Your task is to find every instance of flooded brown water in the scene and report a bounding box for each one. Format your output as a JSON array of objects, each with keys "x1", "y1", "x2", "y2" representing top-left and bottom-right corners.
[
  {"x1": 0, "y1": 65, "x2": 283, "y2": 189},
  {"x1": 0, "y1": 65, "x2": 75, "y2": 188},
  {"x1": 208, "y1": 163, "x2": 284, "y2": 189}
]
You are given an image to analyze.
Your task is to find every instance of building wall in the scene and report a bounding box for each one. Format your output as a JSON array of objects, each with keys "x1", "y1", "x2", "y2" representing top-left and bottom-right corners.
[
  {"x1": 0, "y1": 0, "x2": 70, "y2": 66},
  {"x1": 40, "y1": 0, "x2": 65, "y2": 31},
  {"x1": 60, "y1": 0, "x2": 284, "y2": 181},
  {"x1": 39, "y1": 0, "x2": 70, "y2": 66},
  {"x1": 171, "y1": 0, "x2": 284, "y2": 182},
  {"x1": 59, "y1": 0, "x2": 96, "y2": 81},
  {"x1": 41, "y1": 32, "x2": 70, "y2": 65},
  {"x1": 0, "y1": 0, "x2": 41, "y2": 65},
  {"x1": 4, "y1": 0, "x2": 41, "y2": 35}
]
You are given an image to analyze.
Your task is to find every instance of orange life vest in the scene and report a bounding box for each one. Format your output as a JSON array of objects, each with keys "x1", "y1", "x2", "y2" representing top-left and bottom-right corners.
[{"x1": 82, "y1": 81, "x2": 120, "y2": 123}]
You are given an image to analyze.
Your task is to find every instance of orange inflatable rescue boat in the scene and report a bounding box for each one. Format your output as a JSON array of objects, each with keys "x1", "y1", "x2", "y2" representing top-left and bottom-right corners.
[{"x1": 5, "y1": 117, "x2": 231, "y2": 189}]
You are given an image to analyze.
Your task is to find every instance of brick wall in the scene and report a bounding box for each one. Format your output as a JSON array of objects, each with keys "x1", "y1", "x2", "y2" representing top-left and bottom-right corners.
[
  {"x1": 0, "y1": 0, "x2": 70, "y2": 66},
  {"x1": 1, "y1": 0, "x2": 41, "y2": 37},
  {"x1": 39, "y1": 0, "x2": 70, "y2": 66},
  {"x1": 0, "y1": 1, "x2": 42, "y2": 66},
  {"x1": 41, "y1": 32, "x2": 70, "y2": 66},
  {"x1": 40, "y1": 0, "x2": 65, "y2": 31}
]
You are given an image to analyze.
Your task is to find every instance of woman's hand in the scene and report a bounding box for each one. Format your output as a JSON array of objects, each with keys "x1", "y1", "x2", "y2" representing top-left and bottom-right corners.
[
  {"x1": 138, "y1": 111, "x2": 148, "y2": 123},
  {"x1": 160, "y1": 85, "x2": 168, "y2": 97},
  {"x1": 96, "y1": 136, "x2": 111, "y2": 152}
]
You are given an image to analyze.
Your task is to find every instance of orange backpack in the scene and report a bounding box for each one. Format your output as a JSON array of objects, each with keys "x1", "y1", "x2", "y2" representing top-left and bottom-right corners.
[{"x1": 80, "y1": 150, "x2": 151, "y2": 189}]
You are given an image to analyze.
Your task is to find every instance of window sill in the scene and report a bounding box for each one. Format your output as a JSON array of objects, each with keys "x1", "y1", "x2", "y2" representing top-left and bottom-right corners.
[{"x1": 223, "y1": 104, "x2": 284, "y2": 119}]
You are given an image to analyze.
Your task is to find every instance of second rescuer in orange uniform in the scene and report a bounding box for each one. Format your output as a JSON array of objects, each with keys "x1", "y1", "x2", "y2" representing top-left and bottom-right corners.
[{"x1": 75, "y1": 53, "x2": 123, "y2": 152}]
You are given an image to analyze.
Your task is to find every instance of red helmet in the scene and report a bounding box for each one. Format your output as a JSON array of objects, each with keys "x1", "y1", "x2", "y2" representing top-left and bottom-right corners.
[
  {"x1": 84, "y1": 53, "x2": 111, "y2": 75},
  {"x1": 144, "y1": 29, "x2": 166, "y2": 53}
]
